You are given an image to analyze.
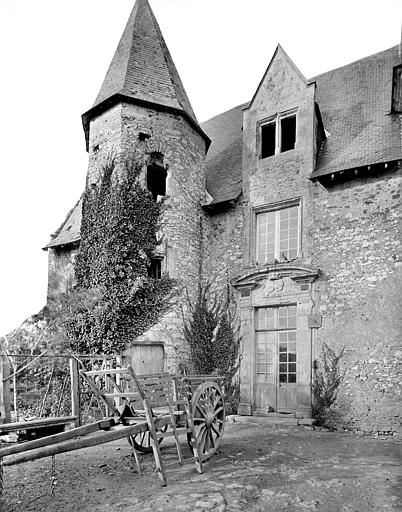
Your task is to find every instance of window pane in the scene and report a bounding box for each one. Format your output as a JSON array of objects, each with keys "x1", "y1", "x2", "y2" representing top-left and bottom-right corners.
[
  {"x1": 261, "y1": 122, "x2": 276, "y2": 158},
  {"x1": 288, "y1": 374, "x2": 296, "y2": 383},
  {"x1": 279, "y1": 353, "x2": 287, "y2": 362},
  {"x1": 279, "y1": 374, "x2": 287, "y2": 383},
  {"x1": 279, "y1": 364, "x2": 287, "y2": 373},
  {"x1": 280, "y1": 116, "x2": 296, "y2": 152},
  {"x1": 289, "y1": 363, "x2": 296, "y2": 373},
  {"x1": 289, "y1": 206, "x2": 298, "y2": 218},
  {"x1": 288, "y1": 353, "x2": 296, "y2": 362}
]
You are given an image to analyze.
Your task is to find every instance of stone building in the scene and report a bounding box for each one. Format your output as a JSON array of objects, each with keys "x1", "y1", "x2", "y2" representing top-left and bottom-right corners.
[{"x1": 43, "y1": 0, "x2": 402, "y2": 434}]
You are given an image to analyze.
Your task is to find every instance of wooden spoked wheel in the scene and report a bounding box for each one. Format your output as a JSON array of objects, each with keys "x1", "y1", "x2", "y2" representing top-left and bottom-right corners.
[
  {"x1": 130, "y1": 425, "x2": 168, "y2": 453},
  {"x1": 190, "y1": 381, "x2": 225, "y2": 460}
]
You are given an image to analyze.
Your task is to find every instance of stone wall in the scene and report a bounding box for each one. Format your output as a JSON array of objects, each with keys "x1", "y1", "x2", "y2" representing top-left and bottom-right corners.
[
  {"x1": 311, "y1": 165, "x2": 402, "y2": 436},
  {"x1": 47, "y1": 246, "x2": 78, "y2": 300},
  {"x1": 205, "y1": 199, "x2": 244, "y2": 297},
  {"x1": 87, "y1": 102, "x2": 208, "y2": 372}
]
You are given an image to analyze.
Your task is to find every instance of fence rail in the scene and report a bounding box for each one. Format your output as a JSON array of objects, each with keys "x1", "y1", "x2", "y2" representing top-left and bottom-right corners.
[{"x1": 0, "y1": 353, "x2": 126, "y2": 428}]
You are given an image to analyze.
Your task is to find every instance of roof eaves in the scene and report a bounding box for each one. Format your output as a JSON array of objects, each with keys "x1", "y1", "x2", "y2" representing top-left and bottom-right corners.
[{"x1": 82, "y1": 93, "x2": 211, "y2": 152}]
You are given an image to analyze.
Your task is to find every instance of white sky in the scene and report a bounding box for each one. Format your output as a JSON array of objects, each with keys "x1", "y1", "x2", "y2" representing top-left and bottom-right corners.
[{"x1": 0, "y1": 0, "x2": 400, "y2": 337}]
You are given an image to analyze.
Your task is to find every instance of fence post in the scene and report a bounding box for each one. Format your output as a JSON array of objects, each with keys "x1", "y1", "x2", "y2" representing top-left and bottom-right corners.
[
  {"x1": 69, "y1": 358, "x2": 80, "y2": 427},
  {"x1": 0, "y1": 355, "x2": 11, "y2": 424}
]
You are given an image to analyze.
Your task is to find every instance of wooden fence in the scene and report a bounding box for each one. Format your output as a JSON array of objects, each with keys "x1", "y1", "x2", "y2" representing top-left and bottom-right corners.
[{"x1": 0, "y1": 354, "x2": 125, "y2": 427}]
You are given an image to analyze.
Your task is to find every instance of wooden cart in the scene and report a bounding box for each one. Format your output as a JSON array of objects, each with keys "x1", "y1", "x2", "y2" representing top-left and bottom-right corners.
[
  {"x1": 131, "y1": 374, "x2": 226, "y2": 461},
  {"x1": 0, "y1": 366, "x2": 226, "y2": 488}
]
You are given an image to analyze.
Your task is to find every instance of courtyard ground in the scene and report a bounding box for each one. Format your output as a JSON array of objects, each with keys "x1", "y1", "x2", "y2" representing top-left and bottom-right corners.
[{"x1": 0, "y1": 417, "x2": 401, "y2": 512}]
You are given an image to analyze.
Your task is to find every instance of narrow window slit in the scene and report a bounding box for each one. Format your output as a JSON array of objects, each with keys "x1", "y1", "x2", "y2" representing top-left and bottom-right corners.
[{"x1": 147, "y1": 152, "x2": 167, "y2": 201}]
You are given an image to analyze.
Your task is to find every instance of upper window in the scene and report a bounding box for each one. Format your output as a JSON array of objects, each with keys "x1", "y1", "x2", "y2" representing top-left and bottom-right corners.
[
  {"x1": 147, "y1": 152, "x2": 167, "y2": 201},
  {"x1": 148, "y1": 257, "x2": 163, "y2": 279},
  {"x1": 260, "y1": 111, "x2": 297, "y2": 159},
  {"x1": 392, "y1": 65, "x2": 402, "y2": 113},
  {"x1": 256, "y1": 202, "x2": 300, "y2": 264}
]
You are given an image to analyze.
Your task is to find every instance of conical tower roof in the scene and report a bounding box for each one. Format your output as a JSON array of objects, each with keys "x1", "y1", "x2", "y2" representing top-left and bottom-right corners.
[{"x1": 82, "y1": 0, "x2": 209, "y2": 149}]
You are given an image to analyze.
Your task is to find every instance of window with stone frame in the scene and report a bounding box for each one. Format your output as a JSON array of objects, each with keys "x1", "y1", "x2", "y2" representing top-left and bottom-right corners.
[
  {"x1": 147, "y1": 152, "x2": 167, "y2": 201},
  {"x1": 260, "y1": 110, "x2": 297, "y2": 159},
  {"x1": 255, "y1": 201, "x2": 301, "y2": 264},
  {"x1": 148, "y1": 257, "x2": 163, "y2": 279}
]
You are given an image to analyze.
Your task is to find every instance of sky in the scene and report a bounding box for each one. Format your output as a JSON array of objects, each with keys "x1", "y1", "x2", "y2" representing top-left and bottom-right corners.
[{"x1": 0, "y1": 0, "x2": 400, "y2": 337}]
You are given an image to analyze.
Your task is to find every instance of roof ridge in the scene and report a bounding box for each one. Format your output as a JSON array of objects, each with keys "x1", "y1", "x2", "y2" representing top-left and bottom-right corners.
[
  {"x1": 201, "y1": 102, "x2": 249, "y2": 125},
  {"x1": 308, "y1": 44, "x2": 399, "y2": 83}
]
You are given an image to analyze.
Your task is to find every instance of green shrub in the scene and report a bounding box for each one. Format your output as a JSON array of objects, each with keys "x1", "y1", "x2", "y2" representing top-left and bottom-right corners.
[
  {"x1": 183, "y1": 283, "x2": 240, "y2": 413},
  {"x1": 312, "y1": 343, "x2": 346, "y2": 426}
]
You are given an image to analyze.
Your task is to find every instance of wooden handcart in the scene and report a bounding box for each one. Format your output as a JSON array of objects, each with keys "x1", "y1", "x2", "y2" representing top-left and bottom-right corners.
[{"x1": 0, "y1": 366, "x2": 225, "y2": 489}]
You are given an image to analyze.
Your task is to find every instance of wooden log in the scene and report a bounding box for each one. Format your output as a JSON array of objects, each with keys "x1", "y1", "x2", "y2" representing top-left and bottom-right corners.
[
  {"x1": 84, "y1": 369, "x2": 128, "y2": 376},
  {"x1": 69, "y1": 358, "x2": 80, "y2": 427},
  {"x1": 0, "y1": 355, "x2": 11, "y2": 423},
  {"x1": 0, "y1": 416, "x2": 78, "y2": 433},
  {"x1": 3, "y1": 416, "x2": 171, "y2": 467},
  {"x1": 0, "y1": 419, "x2": 115, "y2": 457}
]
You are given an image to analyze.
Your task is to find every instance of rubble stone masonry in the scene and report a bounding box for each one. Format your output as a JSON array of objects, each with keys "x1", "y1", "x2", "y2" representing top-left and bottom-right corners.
[
  {"x1": 86, "y1": 101, "x2": 208, "y2": 372},
  {"x1": 311, "y1": 164, "x2": 402, "y2": 436}
]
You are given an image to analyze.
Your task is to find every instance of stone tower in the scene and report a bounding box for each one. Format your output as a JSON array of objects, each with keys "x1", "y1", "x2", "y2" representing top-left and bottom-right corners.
[{"x1": 81, "y1": 0, "x2": 210, "y2": 372}]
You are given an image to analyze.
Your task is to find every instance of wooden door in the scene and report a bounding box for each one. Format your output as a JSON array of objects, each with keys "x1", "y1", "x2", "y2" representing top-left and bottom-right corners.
[{"x1": 130, "y1": 344, "x2": 164, "y2": 375}]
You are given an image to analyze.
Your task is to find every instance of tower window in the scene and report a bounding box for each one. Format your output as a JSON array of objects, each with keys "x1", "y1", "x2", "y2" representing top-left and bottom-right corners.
[
  {"x1": 147, "y1": 152, "x2": 167, "y2": 201},
  {"x1": 392, "y1": 65, "x2": 402, "y2": 113},
  {"x1": 260, "y1": 111, "x2": 297, "y2": 159},
  {"x1": 148, "y1": 258, "x2": 162, "y2": 279}
]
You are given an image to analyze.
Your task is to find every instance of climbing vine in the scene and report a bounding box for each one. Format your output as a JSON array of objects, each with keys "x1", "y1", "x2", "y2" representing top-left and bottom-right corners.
[
  {"x1": 183, "y1": 283, "x2": 240, "y2": 413},
  {"x1": 62, "y1": 156, "x2": 174, "y2": 354}
]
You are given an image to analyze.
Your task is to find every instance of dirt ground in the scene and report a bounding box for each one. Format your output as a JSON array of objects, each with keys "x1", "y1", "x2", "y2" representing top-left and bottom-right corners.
[{"x1": 1, "y1": 418, "x2": 401, "y2": 512}]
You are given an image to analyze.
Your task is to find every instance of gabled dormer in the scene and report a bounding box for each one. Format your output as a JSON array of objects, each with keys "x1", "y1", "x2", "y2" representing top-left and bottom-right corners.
[{"x1": 243, "y1": 45, "x2": 323, "y2": 191}]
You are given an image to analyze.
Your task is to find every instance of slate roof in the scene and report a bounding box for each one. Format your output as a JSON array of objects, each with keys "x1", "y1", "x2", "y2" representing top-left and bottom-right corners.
[
  {"x1": 43, "y1": 197, "x2": 82, "y2": 249},
  {"x1": 311, "y1": 45, "x2": 402, "y2": 178},
  {"x1": 202, "y1": 45, "x2": 402, "y2": 201},
  {"x1": 47, "y1": 45, "x2": 401, "y2": 248},
  {"x1": 82, "y1": 0, "x2": 209, "y2": 147},
  {"x1": 201, "y1": 103, "x2": 248, "y2": 204}
]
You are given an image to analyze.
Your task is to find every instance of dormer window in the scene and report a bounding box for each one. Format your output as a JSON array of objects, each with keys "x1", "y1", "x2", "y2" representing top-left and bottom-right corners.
[
  {"x1": 260, "y1": 111, "x2": 297, "y2": 159},
  {"x1": 392, "y1": 65, "x2": 402, "y2": 113}
]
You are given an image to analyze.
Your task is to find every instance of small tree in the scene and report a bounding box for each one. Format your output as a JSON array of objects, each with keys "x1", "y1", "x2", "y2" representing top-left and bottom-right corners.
[
  {"x1": 312, "y1": 343, "x2": 346, "y2": 426},
  {"x1": 183, "y1": 283, "x2": 240, "y2": 413}
]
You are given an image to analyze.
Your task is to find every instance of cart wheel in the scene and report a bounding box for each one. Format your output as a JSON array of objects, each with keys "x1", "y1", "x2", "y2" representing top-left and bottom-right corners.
[
  {"x1": 189, "y1": 381, "x2": 225, "y2": 460},
  {"x1": 130, "y1": 425, "x2": 168, "y2": 453}
]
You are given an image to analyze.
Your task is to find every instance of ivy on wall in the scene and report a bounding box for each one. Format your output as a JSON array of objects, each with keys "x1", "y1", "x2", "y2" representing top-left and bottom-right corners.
[{"x1": 62, "y1": 156, "x2": 175, "y2": 354}]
